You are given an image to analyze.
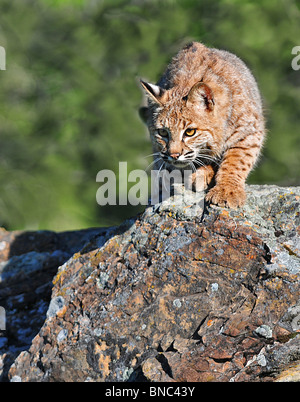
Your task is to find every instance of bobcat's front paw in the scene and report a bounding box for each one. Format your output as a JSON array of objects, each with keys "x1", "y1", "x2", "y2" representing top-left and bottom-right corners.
[{"x1": 206, "y1": 184, "x2": 246, "y2": 208}]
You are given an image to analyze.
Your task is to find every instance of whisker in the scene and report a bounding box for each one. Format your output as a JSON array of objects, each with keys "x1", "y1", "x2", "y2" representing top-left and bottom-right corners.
[
  {"x1": 195, "y1": 154, "x2": 218, "y2": 162},
  {"x1": 193, "y1": 159, "x2": 205, "y2": 168},
  {"x1": 203, "y1": 157, "x2": 220, "y2": 166},
  {"x1": 195, "y1": 153, "x2": 220, "y2": 166},
  {"x1": 158, "y1": 160, "x2": 165, "y2": 175},
  {"x1": 188, "y1": 160, "x2": 197, "y2": 173},
  {"x1": 158, "y1": 161, "x2": 170, "y2": 194},
  {"x1": 143, "y1": 152, "x2": 161, "y2": 159},
  {"x1": 145, "y1": 157, "x2": 162, "y2": 172}
]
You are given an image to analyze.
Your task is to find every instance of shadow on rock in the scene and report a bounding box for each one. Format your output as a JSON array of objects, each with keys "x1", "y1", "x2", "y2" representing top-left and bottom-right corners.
[{"x1": 0, "y1": 226, "x2": 121, "y2": 381}]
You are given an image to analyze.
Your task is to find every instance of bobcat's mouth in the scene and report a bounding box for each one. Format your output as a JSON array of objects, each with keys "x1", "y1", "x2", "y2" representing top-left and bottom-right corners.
[
  {"x1": 168, "y1": 159, "x2": 190, "y2": 168},
  {"x1": 161, "y1": 151, "x2": 195, "y2": 168}
]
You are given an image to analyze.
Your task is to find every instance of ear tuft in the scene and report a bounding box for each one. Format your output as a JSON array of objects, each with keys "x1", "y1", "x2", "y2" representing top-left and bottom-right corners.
[{"x1": 140, "y1": 80, "x2": 164, "y2": 105}]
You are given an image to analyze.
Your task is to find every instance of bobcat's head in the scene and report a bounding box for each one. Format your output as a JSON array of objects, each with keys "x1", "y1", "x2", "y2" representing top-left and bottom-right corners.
[{"x1": 140, "y1": 80, "x2": 221, "y2": 170}]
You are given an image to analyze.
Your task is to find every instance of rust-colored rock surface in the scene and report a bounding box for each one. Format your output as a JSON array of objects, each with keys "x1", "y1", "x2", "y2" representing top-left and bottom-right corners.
[{"x1": 1, "y1": 185, "x2": 300, "y2": 381}]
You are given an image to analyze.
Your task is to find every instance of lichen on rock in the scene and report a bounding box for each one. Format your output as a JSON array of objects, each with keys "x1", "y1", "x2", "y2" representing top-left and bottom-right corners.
[{"x1": 1, "y1": 185, "x2": 300, "y2": 382}]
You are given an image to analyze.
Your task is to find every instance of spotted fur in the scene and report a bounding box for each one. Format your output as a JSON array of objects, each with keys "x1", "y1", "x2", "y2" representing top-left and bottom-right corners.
[{"x1": 140, "y1": 42, "x2": 265, "y2": 208}]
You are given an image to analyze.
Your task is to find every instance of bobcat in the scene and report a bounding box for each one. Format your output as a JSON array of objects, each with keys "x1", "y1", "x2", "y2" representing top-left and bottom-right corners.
[{"x1": 139, "y1": 42, "x2": 265, "y2": 208}]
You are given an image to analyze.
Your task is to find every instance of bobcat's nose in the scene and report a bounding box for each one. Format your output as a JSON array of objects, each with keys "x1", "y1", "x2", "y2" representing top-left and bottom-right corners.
[{"x1": 169, "y1": 152, "x2": 181, "y2": 160}]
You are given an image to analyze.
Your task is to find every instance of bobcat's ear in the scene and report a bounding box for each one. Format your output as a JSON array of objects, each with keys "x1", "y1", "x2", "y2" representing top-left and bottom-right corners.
[
  {"x1": 139, "y1": 106, "x2": 149, "y2": 123},
  {"x1": 140, "y1": 80, "x2": 164, "y2": 105},
  {"x1": 187, "y1": 81, "x2": 214, "y2": 111}
]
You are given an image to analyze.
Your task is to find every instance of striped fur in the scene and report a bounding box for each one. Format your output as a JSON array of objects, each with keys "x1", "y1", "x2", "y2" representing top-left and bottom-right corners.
[{"x1": 140, "y1": 42, "x2": 265, "y2": 208}]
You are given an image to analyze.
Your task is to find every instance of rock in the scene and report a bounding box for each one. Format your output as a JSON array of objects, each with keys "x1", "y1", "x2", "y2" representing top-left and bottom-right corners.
[
  {"x1": 275, "y1": 361, "x2": 300, "y2": 382},
  {"x1": 255, "y1": 325, "x2": 273, "y2": 339},
  {"x1": 1, "y1": 184, "x2": 300, "y2": 382},
  {"x1": 0, "y1": 227, "x2": 111, "y2": 381}
]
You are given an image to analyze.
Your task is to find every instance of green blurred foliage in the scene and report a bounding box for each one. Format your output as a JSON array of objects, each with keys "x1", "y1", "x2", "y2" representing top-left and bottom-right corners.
[{"x1": 0, "y1": 0, "x2": 299, "y2": 231}]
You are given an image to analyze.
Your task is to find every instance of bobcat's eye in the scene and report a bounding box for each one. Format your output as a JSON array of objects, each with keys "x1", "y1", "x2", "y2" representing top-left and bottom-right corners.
[
  {"x1": 157, "y1": 128, "x2": 169, "y2": 138},
  {"x1": 184, "y1": 128, "x2": 197, "y2": 137}
]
